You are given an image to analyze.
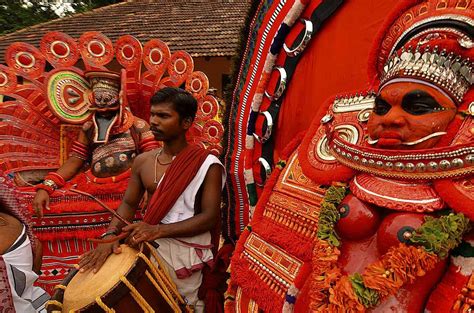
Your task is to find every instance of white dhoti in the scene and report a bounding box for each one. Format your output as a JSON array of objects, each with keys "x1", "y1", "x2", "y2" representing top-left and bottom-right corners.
[
  {"x1": 2, "y1": 226, "x2": 50, "y2": 313},
  {"x1": 155, "y1": 233, "x2": 213, "y2": 313},
  {"x1": 151, "y1": 154, "x2": 225, "y2": 312}
]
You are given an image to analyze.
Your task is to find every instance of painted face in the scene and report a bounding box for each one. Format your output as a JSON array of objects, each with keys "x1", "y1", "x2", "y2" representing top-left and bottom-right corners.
[
  {"x1": 149, "y1": 102, "x2": 191, "y2": 141},
  {"x1": 92, "y1": 88, "x2": 120, "y2": 111},
  {"x1": 367, "y1": 81, "x2": 456, "y2": 150}
]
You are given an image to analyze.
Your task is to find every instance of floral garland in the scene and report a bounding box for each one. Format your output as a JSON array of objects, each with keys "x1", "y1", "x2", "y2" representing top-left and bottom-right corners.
[{"x1": 309, "y1": 185, "x2": 471, "y2": 312}]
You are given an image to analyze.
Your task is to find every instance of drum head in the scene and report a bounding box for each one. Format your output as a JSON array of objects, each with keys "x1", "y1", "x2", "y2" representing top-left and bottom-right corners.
[{"x1": 63, "y1": 245, "x2": 138, "y2": 312}]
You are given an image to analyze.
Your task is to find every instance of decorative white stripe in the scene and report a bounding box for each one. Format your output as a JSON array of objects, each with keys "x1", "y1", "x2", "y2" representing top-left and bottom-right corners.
[
  {"x1": 353, "y1": 175, "x2": 440, "y2": 204},
  {"x1": 234, "y1": 0, "x2": 287, "y2": 231}
]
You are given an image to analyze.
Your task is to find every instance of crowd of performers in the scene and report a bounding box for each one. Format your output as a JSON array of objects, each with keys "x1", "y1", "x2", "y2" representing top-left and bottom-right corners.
[{"x1": 1, "y1": 0, "x2": 474, "y2": 312}]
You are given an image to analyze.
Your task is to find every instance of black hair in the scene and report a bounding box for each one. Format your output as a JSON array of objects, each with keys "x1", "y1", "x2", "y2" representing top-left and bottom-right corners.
[{"x1": 150, "y1": 87, "x2": 198, "y2": 121}]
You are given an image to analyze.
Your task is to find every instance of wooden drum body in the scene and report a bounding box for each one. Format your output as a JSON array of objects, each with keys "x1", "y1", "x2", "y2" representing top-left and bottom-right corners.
[{"x1": 46, "y1": 244, "x2": 188, "y2": 313}]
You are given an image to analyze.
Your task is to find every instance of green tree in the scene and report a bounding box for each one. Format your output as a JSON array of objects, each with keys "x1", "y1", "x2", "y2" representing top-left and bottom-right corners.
[
  {"x1": 0, "y1": 1, "x2": 59, "y2": 35},
  {"x1": 0, "y1": 1, "x2": 122, "y2": 35},
  {"x1": 74, "y1": 0, "x2": 121, "y2": 12}
]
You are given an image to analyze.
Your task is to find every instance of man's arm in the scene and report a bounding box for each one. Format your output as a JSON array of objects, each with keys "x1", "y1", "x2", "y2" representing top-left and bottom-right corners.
[
  {"x1": 77, "y1": 154, "x2": 146, "y2": 273},
  {"x1": 32, "y1": 239, "x2": 43, "y2": 275},
  {"x1": 124, "y1": 163, "x2": 223, "y2": 242},
  {"x1": 56, "y1": 129, "x2": 90, "y2": 180},
  {"x1": 32, "y1": 130, "x2": 88, "y2": 217}
]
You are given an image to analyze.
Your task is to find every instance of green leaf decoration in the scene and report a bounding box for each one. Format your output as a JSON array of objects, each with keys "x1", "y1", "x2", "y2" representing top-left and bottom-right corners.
[
  {"x1": 350, "y1": 273, "x2": 380, "y2": 308},
  {"x1": 316, "y1": 186, "x2": 348, "y2": 247},
  {"x1": 410, "y1": 213, "x2": 471, "y2": 258}
]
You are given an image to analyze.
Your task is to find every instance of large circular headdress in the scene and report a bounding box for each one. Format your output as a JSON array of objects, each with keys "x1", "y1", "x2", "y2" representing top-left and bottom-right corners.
[{"x1": 369, "y1": 0, "x2": 473, "y2": 104}]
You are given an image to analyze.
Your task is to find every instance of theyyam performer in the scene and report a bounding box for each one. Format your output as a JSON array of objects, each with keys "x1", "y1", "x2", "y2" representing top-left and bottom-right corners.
[{"x1": 225, "y1": 0, "x2": 474, "y2": 312}]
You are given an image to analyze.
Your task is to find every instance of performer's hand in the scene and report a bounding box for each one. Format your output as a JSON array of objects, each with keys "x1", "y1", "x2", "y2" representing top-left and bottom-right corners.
[
  {"x1": 123, "y1": 222, "x2": 160, "y2": 246},
  {"x1": 32, "y1": 189, "x2": 50, "y2": 218},
  {"x1": 78, "y1": 240, "x2": 121, "y2": 274}
]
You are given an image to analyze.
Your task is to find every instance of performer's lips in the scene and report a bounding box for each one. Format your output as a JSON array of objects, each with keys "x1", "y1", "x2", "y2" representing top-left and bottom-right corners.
[{"x1": 377, "y1": 131, "x2": 403, "y2": 146}]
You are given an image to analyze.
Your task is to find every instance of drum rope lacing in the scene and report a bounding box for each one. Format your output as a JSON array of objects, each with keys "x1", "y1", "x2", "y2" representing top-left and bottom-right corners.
[
  {"x1": 95, "y1": 296, "x2": 116, "y2": 313},
  {"x1": 120, "y1": 275, "x2": 154, "y2": 312},
  {"x1": 138, "y1": 251, "x2": 181, "y2": 311}
]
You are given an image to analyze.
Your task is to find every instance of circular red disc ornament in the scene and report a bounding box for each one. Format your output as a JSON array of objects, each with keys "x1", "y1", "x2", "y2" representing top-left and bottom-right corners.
[
  {"x1": 116, "y1": 35, "x2": 143, "y2": 68},
  {"x1": 186, "y1": 71, "x2": 209, "y2": 99},
  {"x1": 79, "y1": 32, "x2": 114, "y2": 67},
  {"x1": 202, "y1": 119, "x2": 223, "y2": 144},
  {"x1": 168, "y1": 51, "x2": 193, "y2": 86},
  {"x1": 6, "y1": 43, "x2": 45, "y2": 79},
  {"x1": 143, "y1": 39, "x2": 170, "y2": 73},
  {"x1": 197, "y1": 95, "x2": 218, "y2": 121},
  {"x1": 40, "y1": 32, "x2": 79, "y2": 67}
]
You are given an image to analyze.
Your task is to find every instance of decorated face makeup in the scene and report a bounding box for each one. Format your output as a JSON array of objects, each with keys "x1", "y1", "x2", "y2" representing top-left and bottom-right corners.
[
  {"x1": 367, "y1": 81, "x2": 457, "y2": 150},
  {"x1": 93, "y1": 88, "x2": 120, "y2": 110}
]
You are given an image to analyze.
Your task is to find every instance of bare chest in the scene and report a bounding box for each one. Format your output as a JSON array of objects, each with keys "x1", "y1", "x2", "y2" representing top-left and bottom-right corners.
[{"x1": 139, "y1": 157, "x2": 170, "y2": 195}]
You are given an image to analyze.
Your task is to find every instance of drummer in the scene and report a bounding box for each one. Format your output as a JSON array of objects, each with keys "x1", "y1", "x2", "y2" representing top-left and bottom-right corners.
[{"x1": 78, "y1": 87, "x2": 225, "y2": 312}]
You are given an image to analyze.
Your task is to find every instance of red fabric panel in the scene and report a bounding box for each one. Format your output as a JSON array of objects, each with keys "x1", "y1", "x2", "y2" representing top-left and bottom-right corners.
[
  {"x1": 274, "y1": 0, "x2": 397, "y2": 157},
  {"x1": 144, "y1": 145, "x2": 209, "y2": 225}
]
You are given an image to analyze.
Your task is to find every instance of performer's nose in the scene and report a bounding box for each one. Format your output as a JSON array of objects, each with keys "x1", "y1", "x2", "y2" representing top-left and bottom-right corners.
[{"x1": 380, "y1": 107, "x2": 406, "y2": 128}]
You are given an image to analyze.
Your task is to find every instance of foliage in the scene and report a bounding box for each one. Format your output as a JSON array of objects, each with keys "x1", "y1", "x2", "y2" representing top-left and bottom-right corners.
[
  {"x1": 73, "y1": 0, "x2": 121, "y2": 13},
  {"x1": 0, "y1": 0, "x2": 121, "y2": 35},
  {"x1": 0, "y1": 1, "x2": 59, "y2": 35},
  {"x1": 410, "y1": 213, "x2": 470, "y2": 258}
]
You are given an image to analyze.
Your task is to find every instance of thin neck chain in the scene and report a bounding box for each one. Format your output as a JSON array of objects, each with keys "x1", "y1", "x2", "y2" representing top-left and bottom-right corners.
[{"x1": 154, "y1": 148, "x2": 173, "y2": 184}]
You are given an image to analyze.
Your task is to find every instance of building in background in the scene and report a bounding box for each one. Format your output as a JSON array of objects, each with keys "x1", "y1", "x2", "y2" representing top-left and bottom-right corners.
[{"x1": 0, "y1": 0, "x2": 250, "y2": 97}]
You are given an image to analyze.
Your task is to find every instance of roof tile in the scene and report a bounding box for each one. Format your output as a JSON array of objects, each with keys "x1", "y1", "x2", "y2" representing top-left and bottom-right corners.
[{"x1": 0, "y1": 0, "x2": 251, "y2": 60}]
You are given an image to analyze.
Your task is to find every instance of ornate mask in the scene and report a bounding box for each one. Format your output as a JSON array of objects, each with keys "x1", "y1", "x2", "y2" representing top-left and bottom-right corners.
[{"x1": 85, "y1": 71, "x2": 121, "y2": 112}]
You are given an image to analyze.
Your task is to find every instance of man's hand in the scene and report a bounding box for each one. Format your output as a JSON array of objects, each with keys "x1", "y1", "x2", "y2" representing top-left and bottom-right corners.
[
  {"x1": 78, "y1": 241, "x2": 121, "y2": 273},
  {"x1": 32, "y1": 189, "x2": 50, "y2": 218},
  {"x1": 123, "y1": 222, "x2": 160, "y2": 247}
]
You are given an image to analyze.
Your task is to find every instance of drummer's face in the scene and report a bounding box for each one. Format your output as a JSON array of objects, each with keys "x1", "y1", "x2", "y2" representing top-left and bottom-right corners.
[{"x1": 150, "y1": 102, "x2": 191, "y2": 141}]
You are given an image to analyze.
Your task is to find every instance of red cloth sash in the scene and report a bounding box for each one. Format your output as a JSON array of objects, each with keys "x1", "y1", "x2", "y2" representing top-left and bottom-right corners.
[{"x1": 143, "y1": 145, "x2": 210, "y2": 225}]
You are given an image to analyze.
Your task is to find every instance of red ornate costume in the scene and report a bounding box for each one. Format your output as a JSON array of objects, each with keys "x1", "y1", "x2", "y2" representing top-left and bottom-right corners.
[
  {"x1": 0, "y1": 32, "x2": 224, "y2": 293},
  {"x1": 226, "y1": 0, "x2": 474, "y2": 312}
]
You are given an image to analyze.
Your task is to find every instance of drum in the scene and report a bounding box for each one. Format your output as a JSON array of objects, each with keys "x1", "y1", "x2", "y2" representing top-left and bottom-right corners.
[{"x1": 46, "y1": 243, "x2": 189, "y2": 312}]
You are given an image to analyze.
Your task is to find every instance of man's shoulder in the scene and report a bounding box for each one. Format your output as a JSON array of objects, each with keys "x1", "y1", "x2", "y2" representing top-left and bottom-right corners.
[
  {"x1": 201, "y1": 153, "x2": 224, "y2": 179},
  {"x1": 203, "y1": 153, "x2": 222, "y2": 166},
  {"x1": 135, "y1": 149, "x2": 158, "y2": 163},
  {"x1": 131, "y1": 149, "x2": 157, "y2": 175}
]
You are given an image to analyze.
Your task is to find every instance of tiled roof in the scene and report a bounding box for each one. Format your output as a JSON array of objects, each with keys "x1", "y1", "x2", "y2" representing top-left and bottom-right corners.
[{"x1": 0, "y1": 0, "x2": 251, "y2": 60}]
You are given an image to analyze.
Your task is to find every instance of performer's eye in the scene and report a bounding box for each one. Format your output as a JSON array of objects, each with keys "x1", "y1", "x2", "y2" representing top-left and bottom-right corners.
[
  {"x1": 373, "y1": 97, "x2": 391, "y2": 116},
  {"x1": 401, "y1": 90, "x2": 443, "y2": 115}
]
